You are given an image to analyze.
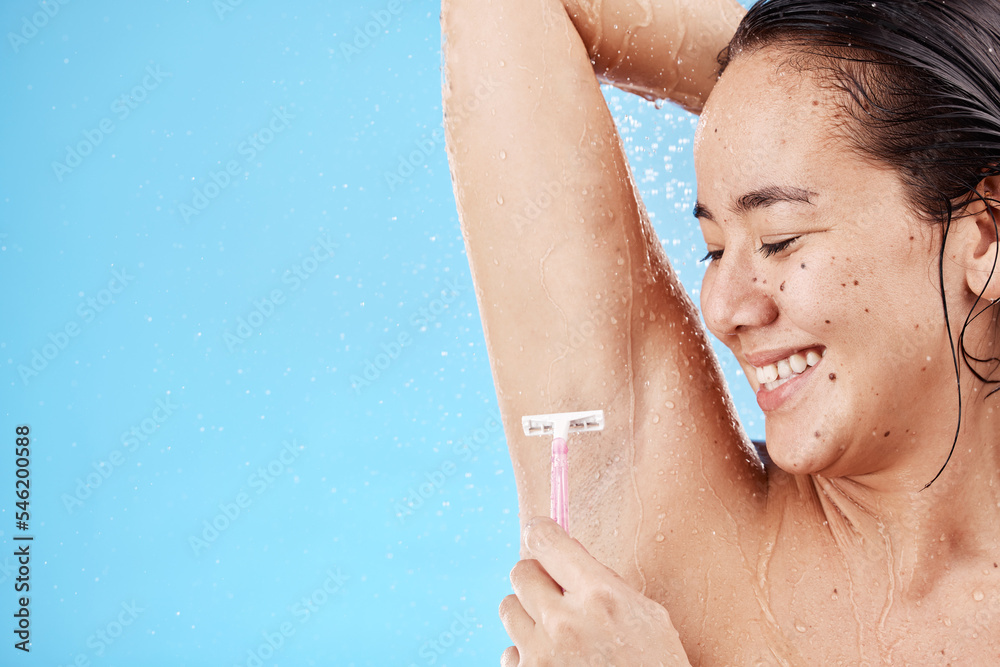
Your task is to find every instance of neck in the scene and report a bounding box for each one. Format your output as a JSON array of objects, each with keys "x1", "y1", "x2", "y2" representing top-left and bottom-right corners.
[{"x1": 813, "y1": 399, "x2": 1000, "y2": 599}]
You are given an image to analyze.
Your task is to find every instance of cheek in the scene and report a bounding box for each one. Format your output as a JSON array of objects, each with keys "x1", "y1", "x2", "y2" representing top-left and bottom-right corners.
[
  {"x1": 773, "y1": 241, "x2": 898, "y2": 334},
  {"x1": 773, "y1": 255, "x2": 848, "y2": 331}
]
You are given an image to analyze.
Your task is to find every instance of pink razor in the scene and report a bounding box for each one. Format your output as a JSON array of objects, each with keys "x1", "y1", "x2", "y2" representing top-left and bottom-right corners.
[{"x1": 521, "y1": 410, "x2": 605, "y2": 535}]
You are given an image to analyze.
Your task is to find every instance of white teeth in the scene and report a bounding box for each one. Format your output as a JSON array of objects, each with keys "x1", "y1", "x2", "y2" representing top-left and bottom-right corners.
[
  {"x1": 763, "y1": 364, "x2": 778, "y2": 383},
  {"x1": 753, "y1": 349, "x2": 823, "y2": 390},
  {"x1": 789, "y1": 353, "x2": 808, "y2": 374}
]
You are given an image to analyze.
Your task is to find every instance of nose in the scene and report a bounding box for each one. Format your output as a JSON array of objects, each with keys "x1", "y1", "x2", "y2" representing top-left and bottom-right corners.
[{"x1": 701, "y1": 253, "x2": 779, "y2": 338}]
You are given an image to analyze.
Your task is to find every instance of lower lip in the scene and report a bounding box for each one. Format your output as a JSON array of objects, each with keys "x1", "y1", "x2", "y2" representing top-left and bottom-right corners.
[{"x1": 755, "y1": 361, "x2": 820, "y2": 412}]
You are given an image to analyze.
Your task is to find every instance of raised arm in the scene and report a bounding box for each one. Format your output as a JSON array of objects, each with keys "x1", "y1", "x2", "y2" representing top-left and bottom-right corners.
[
  {"x1": 560, "y1": 0, "x2": 746, "y2": 112},
  {"x1": 441, "y1": 0, "x2": 765, "y2": 647}
]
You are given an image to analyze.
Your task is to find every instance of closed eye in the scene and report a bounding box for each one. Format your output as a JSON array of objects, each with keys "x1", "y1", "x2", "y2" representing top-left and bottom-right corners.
[
  {"x1": 759, "y1": 236, "x2": 800, "y2": 258},
  {"x1": 700, "y1": 249, "x2": 724, "y2": 264}
]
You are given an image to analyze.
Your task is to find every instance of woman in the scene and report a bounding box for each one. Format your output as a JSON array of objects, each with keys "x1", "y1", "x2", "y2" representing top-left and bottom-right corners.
[{"x1": 442, "y1": 0, "x2": 1000, "y2": 663}]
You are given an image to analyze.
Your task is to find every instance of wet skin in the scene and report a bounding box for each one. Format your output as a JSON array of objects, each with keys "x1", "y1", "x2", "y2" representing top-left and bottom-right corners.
[{"x1": 442, "y1": 0, "x2": 1000, "y2": 661}]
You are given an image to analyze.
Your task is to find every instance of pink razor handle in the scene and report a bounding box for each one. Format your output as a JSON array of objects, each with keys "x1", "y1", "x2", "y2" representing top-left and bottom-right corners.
[
  {"x1": 550, "y1": 437, "x2": 569, "y2": 533},
  {"x1": 522, "y1": 410, "x2": 604, "y2": 538}
]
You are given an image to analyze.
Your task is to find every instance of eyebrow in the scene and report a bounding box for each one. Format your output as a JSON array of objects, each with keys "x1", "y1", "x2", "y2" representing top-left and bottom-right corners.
[{"x1": 693, "y1": 185, "x2": 818, "y2": 222}]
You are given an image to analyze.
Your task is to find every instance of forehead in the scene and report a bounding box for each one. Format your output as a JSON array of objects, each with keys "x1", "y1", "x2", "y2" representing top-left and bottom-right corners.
[{"x1": 694, "y1": 49, "x2": 844, "y2": 200}]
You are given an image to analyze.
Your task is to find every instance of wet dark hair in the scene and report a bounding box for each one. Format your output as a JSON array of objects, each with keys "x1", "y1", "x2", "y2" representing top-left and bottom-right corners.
[{"x1": 718, "y1": 0, "x2": 1000, "y2": 487}]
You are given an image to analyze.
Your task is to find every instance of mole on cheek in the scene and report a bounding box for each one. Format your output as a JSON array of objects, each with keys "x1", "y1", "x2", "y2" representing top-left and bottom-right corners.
[
  {"x1": 814, "y1": 431, "x2": 821, "y2": 438},
  {"x1": 825, "y1": 320, "x2": 831, "y2": 324},
  {"x1": 801, "y1": 263, "x2": 807, "y2": 269},
  {"x1": 780, "y1": 281, "x2": 786, "y2": 291},
  {"x1": 829, "y1": 373, "x2": 837, "y2": 381}
]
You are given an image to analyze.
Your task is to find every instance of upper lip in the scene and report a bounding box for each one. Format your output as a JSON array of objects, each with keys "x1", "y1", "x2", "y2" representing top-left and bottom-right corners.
[{"x1": 743, "y1": 345, "x2": 824, "y2": 368}]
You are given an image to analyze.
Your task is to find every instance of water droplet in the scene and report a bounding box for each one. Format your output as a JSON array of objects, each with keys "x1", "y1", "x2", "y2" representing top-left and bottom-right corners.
[
  {"x1": 499, "y1": 59, "x2": 506, "y2": 67},
  {"x1": 974, "y1": 590, "x2": 985, "y2": 601},
  {"x1": 665, "y1": 401, "x2": 675, "y2": 409},
  {"x1": 617, "y1": 257, "x2": 625, "y2": 265},
  {"x1": 655, "y1": 533, "x2": 665, "y2": 542},
  {"x1": 499, "y1": 149, "x2": 506, "y2": 160},
  {"x1": 795, "y1": 623, "x2": 806, "y2": 633},
  {"x1": 496, "y1": 194, "x2": 504, "y2": 205},
  {"x1": 651, "y1": 414, "x2": 660, "y2": 424}
]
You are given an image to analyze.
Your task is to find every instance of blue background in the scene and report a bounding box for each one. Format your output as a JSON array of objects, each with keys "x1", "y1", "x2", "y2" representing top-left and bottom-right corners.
[{"x1": 0, "y1": 0, "x2": 760, "y2": 664}]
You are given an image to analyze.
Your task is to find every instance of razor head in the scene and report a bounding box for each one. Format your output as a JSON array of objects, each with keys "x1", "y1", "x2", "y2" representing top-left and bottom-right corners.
[{"x1": 521, "y1": 410, "x2": 605, "y2": 437}]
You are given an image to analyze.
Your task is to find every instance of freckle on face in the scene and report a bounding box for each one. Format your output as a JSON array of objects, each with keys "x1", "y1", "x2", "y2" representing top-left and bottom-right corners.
[{"x1": 780, "y1": 282, "x2": 786, "y2": 291}]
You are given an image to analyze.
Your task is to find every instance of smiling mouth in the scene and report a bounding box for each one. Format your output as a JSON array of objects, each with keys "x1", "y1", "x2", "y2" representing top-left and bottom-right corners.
[{"x1": 753, "y1": 348, "x2": 825, "y2": 391}]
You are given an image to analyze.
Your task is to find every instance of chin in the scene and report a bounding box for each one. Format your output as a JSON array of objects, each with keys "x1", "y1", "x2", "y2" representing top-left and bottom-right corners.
[{"x1": 763, "y1": 418, "x2": 843, "y2": 476}]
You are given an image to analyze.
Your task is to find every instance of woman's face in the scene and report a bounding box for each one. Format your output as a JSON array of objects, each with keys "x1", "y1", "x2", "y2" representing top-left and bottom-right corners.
[{"x1": 693, "y1": 48, "x2": 961, "y2": 479}]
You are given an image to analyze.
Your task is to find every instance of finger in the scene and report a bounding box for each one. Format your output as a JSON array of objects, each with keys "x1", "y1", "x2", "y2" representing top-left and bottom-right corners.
[
  {"x1": 509, "y1": 558, "x2": 563, "y2": 621},
  {"x1": 499, "y1": 593, "x2": 534, "y2": 645},
  {"x1": 522, "y1": 516, "x2": 612, "y2": 594},
  {"x1": 500, "y1": 645, "x2": 519, "y2": 667}
]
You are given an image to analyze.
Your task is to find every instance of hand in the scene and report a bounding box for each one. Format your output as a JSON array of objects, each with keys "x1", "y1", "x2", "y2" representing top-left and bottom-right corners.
[{"x1": 499, "y1": 517, "x2": 690, "y2": 666}]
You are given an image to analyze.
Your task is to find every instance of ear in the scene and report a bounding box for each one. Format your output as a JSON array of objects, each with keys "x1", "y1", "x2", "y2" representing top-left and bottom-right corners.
[{"x1": 959, "y1": 174, "x2": 1000, "y2": 302}]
